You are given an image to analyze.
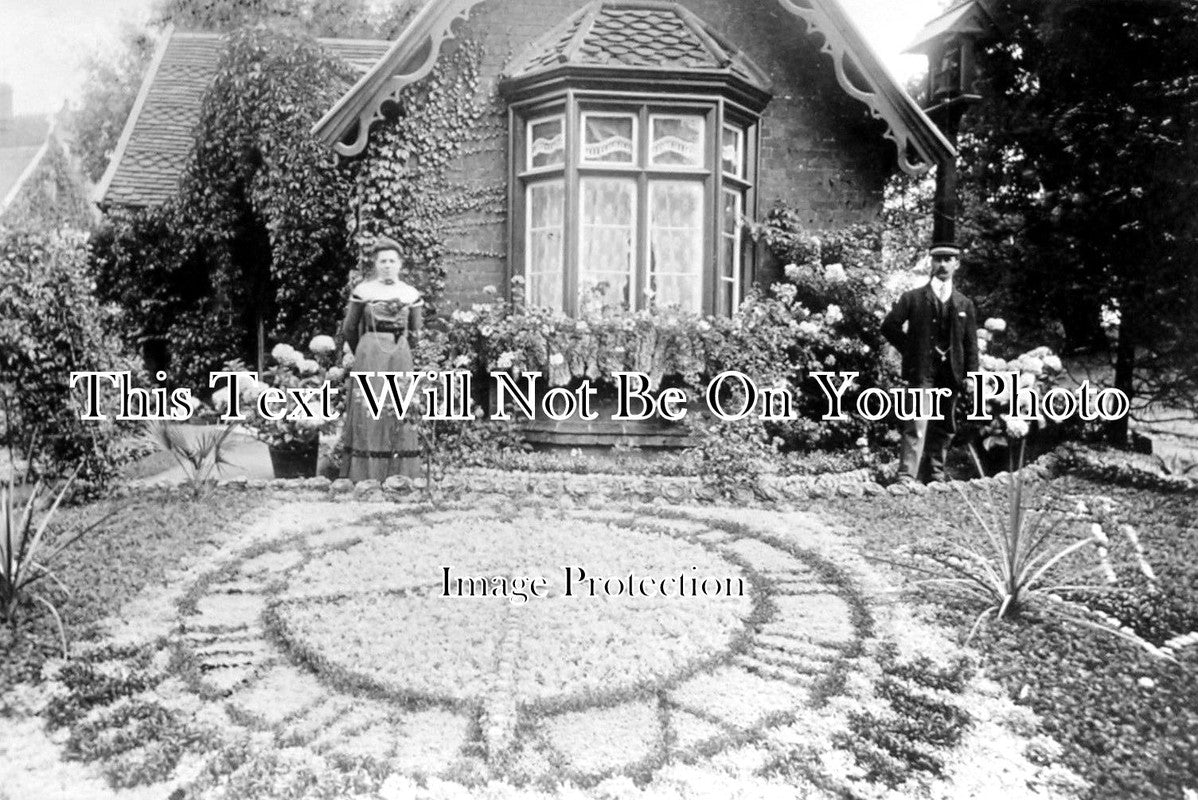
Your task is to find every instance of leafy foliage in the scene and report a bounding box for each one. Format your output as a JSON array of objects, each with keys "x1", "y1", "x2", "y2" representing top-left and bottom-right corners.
[
  {"x1": 141, "y1": 421, "x2": 237, "y2": 500},
  {"x1": 0, "y1": 135, "x2": 96, "y2": 233},
  {"x1": 92, "y1": 28, "x2": 362, "y2": 386},
  {"x1": 960, "y1": 0, "x2": 1198, "y2": 438},
  {"x1": 353, "y1": 39, "x2": 495, "y2": 306},
  {"x1": 73, "y1": 24, "x2": 157, "y2": 184},
  {"x1": 73, "y1": 0, "x2": 420, "y2": 183},
  {"x1": 1, "y1": 468, "x2": 112, "y2": 655},
  {"x1": 0, "y1": 231, "x2": 138, "y2": 489}
]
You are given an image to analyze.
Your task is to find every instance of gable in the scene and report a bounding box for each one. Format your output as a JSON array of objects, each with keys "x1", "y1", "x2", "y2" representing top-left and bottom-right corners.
[{"x1": 313, "y1": 0, "x2": 953, "y2": 175}]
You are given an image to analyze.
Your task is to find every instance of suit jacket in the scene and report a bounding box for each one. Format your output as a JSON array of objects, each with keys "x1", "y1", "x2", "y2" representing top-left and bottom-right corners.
[{"x1": 881, "y1": 284, "x2": 979, "y2": 388}]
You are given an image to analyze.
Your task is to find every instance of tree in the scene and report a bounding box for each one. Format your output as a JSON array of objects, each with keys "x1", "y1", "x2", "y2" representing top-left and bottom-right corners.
[
  {"x1": 959, "y1": 0, "x2": 1198, "y2": 442},
  {"x1": 74, "y1": 25, "x2": 158, "y2": 184}
]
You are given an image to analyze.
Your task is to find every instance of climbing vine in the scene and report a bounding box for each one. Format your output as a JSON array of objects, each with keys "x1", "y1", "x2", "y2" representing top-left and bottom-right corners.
[
  {"x1": 93, "y1": 26, "x2": 362, "y2": 386},
  {"x1": 352, "y1": 38, "x2": 501, "y2": 308}
]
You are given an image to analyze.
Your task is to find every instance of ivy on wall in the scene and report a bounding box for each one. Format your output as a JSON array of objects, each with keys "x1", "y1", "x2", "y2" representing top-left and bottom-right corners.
[
  {"x1": 352, "y1": 38, "x2": 504, "y2": 307},
  {"x1": 93, "y1": 26, "x2": 362, "y2": 386}
]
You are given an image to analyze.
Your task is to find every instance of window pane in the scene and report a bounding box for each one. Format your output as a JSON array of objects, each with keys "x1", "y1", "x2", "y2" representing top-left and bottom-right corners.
[
  {"x1": 651, "y1": 115, "x2": 705, "y2": 168},
  {"x1": 722, "y1": 125, "x2": 744, "y2": 178},
  {"x1": 582, "y1": 113, "x2": 635, "y2": 164},
  {"x1": 648, "y1": 181, "x2": 703, "y2": 312},
  {"x1": 719, "y1": 188, "x2": 743, "y2": 315},
  {"x1": 527, "y1": 180, "x2": 565, "y2": 310},
  {"x1": 528, "y1": 116, "x2": 564, "y2": 170},
  {"x1": 579, "y1": 177, "x2": 636, "y2": 312}
]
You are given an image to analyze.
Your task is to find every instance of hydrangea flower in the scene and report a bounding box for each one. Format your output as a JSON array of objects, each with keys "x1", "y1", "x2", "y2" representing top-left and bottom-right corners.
[
  {"x1": 984, "y1": 317, "x2": 1007, "y2": 333},
  {"x1": 783, "y1": 262, "x2": 801, "y2": 281},
  {"x1": 823, "y1": 262, "x2": 847, "y2": 283},
  {"x1": 496, "y1": 351, "x2": 517, "y2": 369},
  {"x1": 549, "y1": 353, "x2": 566, "y2": 366},
  {"x1": 308, "y1": 334, "x2": 336, "y2": 355},
  {"x1": 1019, "y1": 356, "x2": 1045, "y2": 376},
  {"x1": 1043, "y1": 354, "x2": 1063, "y2": 371},
  {"x1": 271, "y1": 343, "x2": 299, "y2": 365},
  {"x1": 825, "y1": 304, "x2": 844, "y2": 325},
  {"x1": 211, "y1": 387, "x2": 230, "y2": 412},
  {"x1": 297, "y1": 358, "x2": 321, "y2": 376},
  {"x1": 1002, "y1": 415, "x2": 1030, "y2": 438},
  {"x1": 326, "y1": 367, "x2": 345, "y2": 383},
  {"x1": 452, "y1": 354, "x2": 472, "y2": 368}
]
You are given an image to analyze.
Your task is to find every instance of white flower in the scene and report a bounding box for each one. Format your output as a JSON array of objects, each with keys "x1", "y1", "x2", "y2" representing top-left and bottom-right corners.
[
  {"x1": 783, "y1": 262, "x2": 801, "y2": 281},
  {"x1": 824, "y1": 304, "x2": 844, "y2": 325},
  {"x1": 482, "y1": 284, "x2": 498, "y2": 296},
  {"x1": 452, "y1": 354, "x2": 472, "y2": 368},
  {"x1": 1043, "y1": 354, "x2": 1063, "y2": 371},
  {"x1": 341, "y1": 352, "x2": 355, "y2": 369},
  {"x1": 496, "y1": 351, "x2": 517, "y2": 369},
  {"x1": 308, "y1": 335, "x2": 336, "y2": 355},
  {"x1": 1019, "y1": 356, "x2": 1045, "y2": 376},
  {"x1": 984, "y1": 317, "x2": 1007, "y2": 333},
  {"x1": 1138, "y1": 677, "x2": 1156, "y2": 690},
  {"x1": 326, "y1": 367, "x2": 345, "y2": 383},
  {"x1": 271, "y1": 343, "x2": 299, "y2": 365},
  {"x1": 452, "y1": 310, "x2": 477, "y2": 324},
  {"x1": 1101, "y1": 304, "x2": 1121, "y2": 329},
  {"x1": 296, "y1": 358, "x2": 321, "y2": 376},
  {"x1": 798, "y1": 320, "x2": 820, "y2": 337},
  {"x1": 823, "y1": 262, "x2": 847, "y2": 283},
  {"x1": 977, "y1": 336, "x2": 989, "y2": 354},
  {"x1": 549, "y1": 352, "x2": 565, "y2": 366},
  {"x1": 211, "y1": 387, "x2": 230, "y2": 412},
  {"x1": 1002, "y1": 415, "x2": 1030, "y2": 438},
  {"x1": 240, "y1": 379, "x2": 269, "y2": 402}
]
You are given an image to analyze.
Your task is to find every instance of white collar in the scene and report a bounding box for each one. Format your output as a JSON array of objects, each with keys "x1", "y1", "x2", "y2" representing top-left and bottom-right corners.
[
  {"x1": 353, "y1": 279, "x2": 421, "y2": 305},
  {"x1": 930, "y1": 277, "x2": 953, "y2": 302}
]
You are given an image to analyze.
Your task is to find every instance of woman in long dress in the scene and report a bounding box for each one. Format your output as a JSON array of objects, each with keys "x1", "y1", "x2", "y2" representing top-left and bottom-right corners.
[{"x1": 339, "y1": 237, "x2": 424, "y2": 481}]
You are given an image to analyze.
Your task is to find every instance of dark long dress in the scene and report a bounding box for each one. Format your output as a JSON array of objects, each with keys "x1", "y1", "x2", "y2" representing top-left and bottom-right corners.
[{"x1": 339, "y1": 286, "x2": 424, "y2": 482}]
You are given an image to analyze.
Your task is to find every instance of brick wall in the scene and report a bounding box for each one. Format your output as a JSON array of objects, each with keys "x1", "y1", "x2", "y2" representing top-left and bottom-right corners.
[{"x1": 425, "y1": 0, "x2": 896, "y2": 307}]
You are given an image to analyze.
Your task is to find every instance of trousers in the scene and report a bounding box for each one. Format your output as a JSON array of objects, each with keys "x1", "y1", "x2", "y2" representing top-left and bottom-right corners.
[{"x1": 898, "y1": 382, "x2": 958, "y2": 483}]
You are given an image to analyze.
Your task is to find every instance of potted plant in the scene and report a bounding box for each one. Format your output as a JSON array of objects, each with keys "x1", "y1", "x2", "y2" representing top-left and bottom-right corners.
[{"x1": 213, "y1": 336, "x2": 347, "y2": 479}]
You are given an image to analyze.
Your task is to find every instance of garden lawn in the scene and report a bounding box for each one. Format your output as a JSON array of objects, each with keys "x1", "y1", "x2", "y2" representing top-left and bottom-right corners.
[
  {"x1": 814, "y1": 476, "x2": 1198, "y2": 800},
  {"x1": 1, "y1": 492, "x2": 266, "y2": 690}
]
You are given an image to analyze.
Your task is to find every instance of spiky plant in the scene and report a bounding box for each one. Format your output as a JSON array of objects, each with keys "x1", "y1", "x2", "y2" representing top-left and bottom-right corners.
[
  {"x1": 2, "y1": 468, "x2": 112, "y2": 655},
  {"x1": 911, "y1": 450, "x2": 1175, "y2": 661},
  {"x1": 142, "y1": 421, "x2": 236, "y2": 500}
]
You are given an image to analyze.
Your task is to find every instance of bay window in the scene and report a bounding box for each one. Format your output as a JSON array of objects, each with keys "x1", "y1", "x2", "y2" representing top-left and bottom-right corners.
[{"x1": 513, "y1": 97, "x2": 759, "y2": 316}]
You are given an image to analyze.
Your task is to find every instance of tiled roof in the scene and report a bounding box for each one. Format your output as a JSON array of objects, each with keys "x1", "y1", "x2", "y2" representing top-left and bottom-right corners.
[
  {"x1": 505, "y1": 1, "x2": 770, "y2": 91},
  {"x1": 98, "y1": 30, "x2": 390, "y2": 208}
]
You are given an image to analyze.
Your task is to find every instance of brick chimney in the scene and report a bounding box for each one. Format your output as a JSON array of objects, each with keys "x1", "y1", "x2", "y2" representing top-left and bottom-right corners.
[{"x1": 0, "y1": 83, "x2": 12, "y2": 132}]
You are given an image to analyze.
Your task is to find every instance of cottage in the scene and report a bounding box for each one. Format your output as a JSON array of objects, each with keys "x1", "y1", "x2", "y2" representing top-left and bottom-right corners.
[
  {"x1": 314, "y1": 0, "x2": 953, "y2": 313},
  {"x1": 101, "y1": 1, "x2": 951, "y2": 317}
]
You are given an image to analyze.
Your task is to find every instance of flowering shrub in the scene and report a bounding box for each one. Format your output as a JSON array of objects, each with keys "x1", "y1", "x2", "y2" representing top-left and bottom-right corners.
[
  {"x1": 213, "y1": 336, "x2": 344, "y2": 451},
  {"x1": 966, "y1": 317, "x2": 1074, "y2": 472}
]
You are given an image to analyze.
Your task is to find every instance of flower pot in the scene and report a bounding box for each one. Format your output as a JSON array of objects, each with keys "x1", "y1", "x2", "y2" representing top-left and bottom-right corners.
[{"x1": 268, "y1": 443, "x2": 319, "y2": 479}]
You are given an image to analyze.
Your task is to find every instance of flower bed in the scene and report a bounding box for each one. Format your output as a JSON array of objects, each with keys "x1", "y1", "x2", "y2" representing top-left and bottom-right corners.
[
  {"x1": 269, "y1": 515, "x2": 754, "y2": 710},
  {"x1": 812, "y1": 470, "x2": 1198, "y2": 799}
]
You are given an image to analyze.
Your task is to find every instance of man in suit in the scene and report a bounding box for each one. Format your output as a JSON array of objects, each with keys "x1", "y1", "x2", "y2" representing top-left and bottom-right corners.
[{"x1": 881, "y1": 244, "x2": 980, "y2": 483}]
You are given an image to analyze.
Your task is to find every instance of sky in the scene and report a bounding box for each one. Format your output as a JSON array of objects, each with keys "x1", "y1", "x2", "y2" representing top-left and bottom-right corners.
[{"x1": 0, "y1": 0, "x2": 943, "y2": 116}]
